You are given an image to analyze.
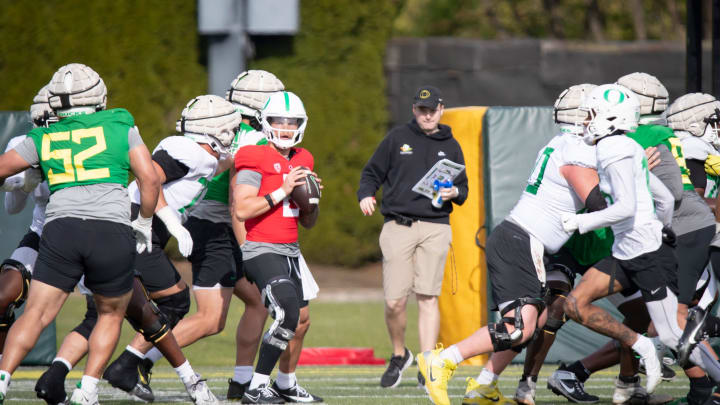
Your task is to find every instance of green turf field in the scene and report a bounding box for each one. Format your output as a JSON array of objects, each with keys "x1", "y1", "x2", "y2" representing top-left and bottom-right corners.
[{"x1": 4, "y1": 295, "x2": 691, "y2": 404}]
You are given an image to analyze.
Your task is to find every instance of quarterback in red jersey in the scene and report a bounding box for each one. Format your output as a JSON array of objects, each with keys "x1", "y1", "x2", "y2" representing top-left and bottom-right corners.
[{"x1": 232, "y1": 91, "x2": 322, "y2": 404}]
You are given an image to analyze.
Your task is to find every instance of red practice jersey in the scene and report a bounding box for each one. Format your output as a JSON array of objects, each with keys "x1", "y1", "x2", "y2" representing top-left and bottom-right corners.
[{"x1": 235, "y1": 144, "x2": 314, "y2": 243}]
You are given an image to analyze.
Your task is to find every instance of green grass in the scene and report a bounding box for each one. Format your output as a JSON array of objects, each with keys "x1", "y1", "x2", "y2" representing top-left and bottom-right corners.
[{"x1": 5, "y1": 295, "x2": 691, "y2": 404}]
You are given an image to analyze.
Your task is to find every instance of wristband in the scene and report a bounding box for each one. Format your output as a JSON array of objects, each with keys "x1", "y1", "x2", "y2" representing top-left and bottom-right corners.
[
  {"x1": 270, "y1": 188, "x2": 287, "y2": 204},
  {"x1": 265, "y1": 194, "x2": 275, "y2": 208}
]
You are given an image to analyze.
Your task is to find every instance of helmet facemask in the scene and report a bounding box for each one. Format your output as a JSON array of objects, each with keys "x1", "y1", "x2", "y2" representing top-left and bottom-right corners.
[
  {"x1": 580, "y1": 84, "x2": 640, "y2": 145},
  {"x1": 700, "y1": 109, "x2": 720, "y2": 149},
  {"x1": 260, "y1": 91, "x2": 308, "y2": 150}
]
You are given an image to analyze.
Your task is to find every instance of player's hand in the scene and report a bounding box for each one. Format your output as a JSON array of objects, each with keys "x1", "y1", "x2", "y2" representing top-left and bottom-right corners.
[
  {"x1": 0, "y1": 177, "x2": 23, "y2": 192},
  {"x1": 21, "y1": 168, "x2": 42, "y2": 193},
  {"x1": 439, "y1": 186, "x2": 459, "y2": 201},
  {"x1": 645, "y1": 146, "x2": 661, "y2": 171},
  {"x1": 359, "y1": 196, "x2": 376, "y2": 216},
  {"x1": 155, "y1": 206, "x2": 193, "y2": 257},
  {"x1": 131, "y1": 215, "x2": 153, "y2": 254},
  {"x1": 282, "y1": 166, "x2": 310, "y2": 195},
  {"x1": 561, "y1": 213, "x2": 579, "y2": 234}
]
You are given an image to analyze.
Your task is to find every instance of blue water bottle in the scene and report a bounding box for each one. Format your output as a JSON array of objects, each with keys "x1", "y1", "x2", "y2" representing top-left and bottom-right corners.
[{"x1": 432, "y1": 179, "x2": 453, "y2": 208}]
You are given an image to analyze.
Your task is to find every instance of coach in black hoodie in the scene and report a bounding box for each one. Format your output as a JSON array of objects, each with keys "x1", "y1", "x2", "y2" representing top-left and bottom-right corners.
[{"x1": 357, "y1": 86, "x2": 468, "y2": 388}]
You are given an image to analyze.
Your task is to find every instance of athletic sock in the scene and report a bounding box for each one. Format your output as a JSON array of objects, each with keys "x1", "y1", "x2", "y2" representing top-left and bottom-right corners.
[
  {"x1": 249, "y1": 372, "x2": 271, "y2": 390},
  {"x1": 0, "y1": 370, "x2": 10, "y2": 393},
  {"x1": 126, "y1": 345, "x2": 146, "y2": 360},
  {"x1": 687, "y1": 375, "x2": 713, "y2": 405},
  {"x1": 52, "y1": 357, "x2": 72, "y2": 374},
  {"x1": 233, "y1": 366, "x2": 253, "y2": 384},
  {"x1": 618, "y1": 374, "x2": 639, "y2": 384},
  {"x1": 476, "y1": 368, "x2": 498, "y2": 385},
  {"x1": 520, "y1": 374, "x2": 538, "y2": 383},
  {"x1": 174, "y1": 360, "x2": 195, "y2": 385},
  {"x1": 566, "y1": 360, "x2": 591, "y2": 383},
  {"x1": 80, "y1": 375, "x2": 99, "y2": 394},
  {"x1": 145, "y1": 347, "x2": 163, "y2": 364},
  {"x1": 439, "y1": 345, "x2": 464, "y2": 365},
  {"x1": 276, "y1": 371, "x2": 297, "y2": 390}
]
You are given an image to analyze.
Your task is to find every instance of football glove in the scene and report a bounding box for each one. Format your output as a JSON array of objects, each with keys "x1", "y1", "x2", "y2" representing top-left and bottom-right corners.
[
  {"x1": 156, "y1": 206, "x2": 193, "y2": 257},
  {"x1": 0, "y1": 176, "x2": 24, "y2": 192},
  {"x1": 561, "y1": 213, "x2": 579, "y2": 234},
  {"x1": 131, "y1": 214, "x2": 153, "y2": 254}
]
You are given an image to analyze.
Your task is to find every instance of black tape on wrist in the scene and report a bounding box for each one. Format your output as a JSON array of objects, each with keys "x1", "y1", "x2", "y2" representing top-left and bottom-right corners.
[{"x1": 265, "y1": 194, "x2": 275, "y2": 208}]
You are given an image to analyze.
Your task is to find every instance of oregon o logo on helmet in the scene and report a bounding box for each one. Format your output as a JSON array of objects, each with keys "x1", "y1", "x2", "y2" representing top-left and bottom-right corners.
[
  {"x1": 603, "y1": 89, "x2": 625, "y2": 105},
  {"x1": 419, "y1": 90, "x2": 431, "y2": 99}
]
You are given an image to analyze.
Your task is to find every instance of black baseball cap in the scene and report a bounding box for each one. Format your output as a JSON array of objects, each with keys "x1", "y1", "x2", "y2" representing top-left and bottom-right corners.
[{"x1": 413, "y1": 85, "x2": 443, "y2": 108}]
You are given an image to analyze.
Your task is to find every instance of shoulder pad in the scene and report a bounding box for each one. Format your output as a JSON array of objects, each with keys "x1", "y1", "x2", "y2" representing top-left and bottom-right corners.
[
  {"x1": 104, "y1": 108, "x2": 135, "y2": 126},
  {"x1": 234, "y1": 144, "x2": 264, "y2": 172},
  {"x1": 562, "y1": 138, "x2": 597, "y2": 169},
  {"x1": 682, "y1": 136, "x2": 715, "y2": 161},
  {"x1": 291, "y1": 148, "x2": 314, "y2": 170},
  {"x1": 5, "y1": 135, "x2": 27, "y2": 152},
  {"x1": 597, "y1": 136, "x2": 635, "y2": 168}
]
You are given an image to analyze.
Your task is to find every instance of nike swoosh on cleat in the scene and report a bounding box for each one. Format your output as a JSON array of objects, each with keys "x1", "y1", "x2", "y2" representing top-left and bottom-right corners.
[{"x1": 559, "y1": 380, "x2": 576, "y2": 394}]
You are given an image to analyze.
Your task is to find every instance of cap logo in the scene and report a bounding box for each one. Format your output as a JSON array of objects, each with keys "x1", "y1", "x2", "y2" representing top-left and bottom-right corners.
[
  {"x1": 419, "y1": 90, "x2": 431, "y2": 99},
  {"x1": 603, "y1": 89, "x2": 625, "y2": 105}
]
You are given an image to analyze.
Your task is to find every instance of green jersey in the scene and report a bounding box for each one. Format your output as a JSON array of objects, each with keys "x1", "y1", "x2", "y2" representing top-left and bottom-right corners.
[
  {"x1": 27, "y1": 108, "x2": 133, "y2": 193},
  {"x1": 563, "y1": 228, "x2": 614, "y2": 267},
  {"x1": 627, "y1": 125, "x2": 694, "y2": 191}
]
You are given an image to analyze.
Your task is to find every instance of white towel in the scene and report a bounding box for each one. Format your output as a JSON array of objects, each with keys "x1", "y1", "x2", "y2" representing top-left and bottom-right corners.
[
  {"x1": 298, "y1": 253, "x2": 319, "y2": 300},
  {"x1": 529, "y1": 234, "x2": 546, "y2": 287}
]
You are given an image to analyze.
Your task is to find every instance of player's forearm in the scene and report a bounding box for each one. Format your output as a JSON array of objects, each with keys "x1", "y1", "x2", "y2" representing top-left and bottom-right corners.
[
  {"x1": 234, "y1": 196, "x2": 272, "y2": 221},
  {"x1": 576, "y1": 161, "x2": 636, "y2": 233}
]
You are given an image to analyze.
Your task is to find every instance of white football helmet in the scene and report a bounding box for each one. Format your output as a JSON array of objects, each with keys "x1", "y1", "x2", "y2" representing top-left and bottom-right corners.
[
  {"x1": 30, "y1": 84, "x2": 58, "y2": 128},
  {"x1": 666, "y1": 93, "x2": 720, "y2": 146},
  {"x1": 616, "y1": 72, "x2": 669, "y2": 118},
  {"x1": 581, "y1": 84, "x2": 640, "y2": 145},
  {"x1": 177, "y1": 95, "x2": 242, "y2": 155},
  {"x1": 261, "y1": 91, "x2": 308, "y2": 149},
  {"x1": 226, "y1": 70, "x2": 285, "y2": 120},
  {"x1": 47, "y1": 63, "x2": 107, "y2": 117},
  {"x1": 553, "y1": 83, "x2": 596, "y2": 135}
]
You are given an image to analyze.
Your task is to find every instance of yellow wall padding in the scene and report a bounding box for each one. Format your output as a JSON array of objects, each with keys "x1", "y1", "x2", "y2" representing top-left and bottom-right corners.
[{"x1": 438, "y1": 106, "x2": 488, "y2": 365}]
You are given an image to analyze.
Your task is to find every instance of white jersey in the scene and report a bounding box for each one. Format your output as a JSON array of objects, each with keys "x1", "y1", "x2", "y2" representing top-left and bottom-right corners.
[
  {"x1": 681, "y1": 134, "x2": 720, "y2": 198},
  {"x1": 577, "y1": 135, "x2": 662, "y2": 260},
  {"x1": 129, "y1": 136, "x2": 218, "y2": 221},
  {"x1": 189, "y1": 127, "x2": 266, "y2": 224},
  {"x1": 3, "y1": 135, "x2": 50, "y2": 235},
  {"x1": 508, "y1": 134, "x2": 592, "y2": 253}
]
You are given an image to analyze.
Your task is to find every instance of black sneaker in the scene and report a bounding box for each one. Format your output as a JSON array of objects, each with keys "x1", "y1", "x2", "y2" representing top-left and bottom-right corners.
[
  {"x1": 271, "y1": 381, "x2": 323, "y2": 403},
  {"x1": 639, "y1": 359, "x2": 676, "y2": 382},
  {"x1": 103, "y1": 353, "x2": 140, "y2": 392},
  {"x1": 678, "y1": 307, "x2": 709, "y2": 368},
  {"x1": 228, "y1": 379, "x2": 250, "y2": 401},
  {"x1": 547, "y1": 367, "x2": 600, "y2": 404},
  {"x1": 242, "y1": 383, "x2": 285, "y2": 404},
  {"x1": 35, "y1": 363, "x2": 68, "y2": 405},
  {"x1": 380, "y1": 348, "x2": 413, "y2": 388},
  {"x1": 417, "y1": 371, "x2": 425, "y2": 388}
]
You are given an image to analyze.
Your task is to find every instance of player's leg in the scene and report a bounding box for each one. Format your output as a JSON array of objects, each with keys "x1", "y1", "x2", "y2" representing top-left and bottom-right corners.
[
  {"x1": 36, "y1": 293, "x2": 96, "y2": 404},
  {"x1": 0, "y1": 231, "x2": 37, "y2": 357},
  {"x1": 378, "y1": 220, "x2": 416, "y2": 388},
  {"x1": 242, "y1": 253, "x2": 301, "y2": 404},
  {"x1": 228, "y1": 276, "x2": 267, "y2": 398}
]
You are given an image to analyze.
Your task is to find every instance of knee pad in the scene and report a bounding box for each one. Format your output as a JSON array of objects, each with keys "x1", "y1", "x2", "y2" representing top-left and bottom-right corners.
[
  {"x1": 261, "y1": 278, "x2": 300, "y2": 350},
  {"x1": 542, "y1": 316, "x2": 566, "y2": 335},
  {"x1": 511, "y1": 328, "x2": 541, "y2": 353},
  {"x1": 489, "y1": 321, "x2": 519, "y2": 352},
  {"x1": 125, "y1": 281, "x2": 171, "y2": 345},
  {"x1": 72, "y1": 296, "x2": 99, "y2": 340},
  {"x1": 154, "y1": 288, "x2": 190, "y2": 329},
  {"x1": 490, "y1": 297, "x2": 546, "y2": 352},
  {"x1": 0, "y1": 259, "x2": 32, "y2": 332}
]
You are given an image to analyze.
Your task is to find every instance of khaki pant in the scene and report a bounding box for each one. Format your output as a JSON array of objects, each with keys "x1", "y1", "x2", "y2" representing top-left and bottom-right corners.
[{"x1": 379, "y1": 220, "x2": 452, "y2": 300}]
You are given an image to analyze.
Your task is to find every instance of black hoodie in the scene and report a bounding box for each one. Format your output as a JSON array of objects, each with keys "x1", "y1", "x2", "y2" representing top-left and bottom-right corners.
[{"x1": 357, "y1": 119, "x2": 468, "y2": 223}]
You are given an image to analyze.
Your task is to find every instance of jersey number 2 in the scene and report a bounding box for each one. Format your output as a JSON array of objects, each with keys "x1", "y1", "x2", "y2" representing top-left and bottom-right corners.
[
  {"x1": 41, "y1": 127, "x2": 110, "y2": 186},
  {"x1": 525, "y1": 147, "x2": 555, "y2": 195}
]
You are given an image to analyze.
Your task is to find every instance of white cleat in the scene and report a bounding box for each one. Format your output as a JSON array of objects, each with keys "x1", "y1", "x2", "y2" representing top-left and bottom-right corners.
[
  {"x1": 69, "y1": 388, "x2": 99, "y2": 405},
  {"x1": 514, "y1": 376, "x2": 536, "y2": 405},
  {"x1": 185, "y1": 373, "x2": 219, "y2": 404}
]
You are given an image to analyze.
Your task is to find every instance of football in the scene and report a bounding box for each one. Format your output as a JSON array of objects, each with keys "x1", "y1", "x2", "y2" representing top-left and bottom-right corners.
[{"x1": 291, "y1": 167, "x2": 321, "y2": 213}]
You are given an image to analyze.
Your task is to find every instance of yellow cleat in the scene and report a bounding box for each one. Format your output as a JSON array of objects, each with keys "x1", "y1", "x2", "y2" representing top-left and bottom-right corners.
[
  {"x1": 463, "y1": 378, "x2": 517, "y2": 405},
  {"x1": 417, "y1": 346, "x2": 457, "y2": 405}
]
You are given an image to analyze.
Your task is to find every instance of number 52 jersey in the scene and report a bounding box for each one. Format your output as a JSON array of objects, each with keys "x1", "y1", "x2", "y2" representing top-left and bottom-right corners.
[{"x1": 509, "y1": 134, "x2": 595, "y2": 253}]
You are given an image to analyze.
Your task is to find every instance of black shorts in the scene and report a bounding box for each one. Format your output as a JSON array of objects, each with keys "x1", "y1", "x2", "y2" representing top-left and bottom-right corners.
[
  {"x1": 186, "y1": 217, "x2": 242, "y2": 288},
  {"x1": 487, "y1": 220, "x2": 544, "y2": 311},
  {"x1": 594, "y1": 243, "x2": 677, "y2": 302},
  {"x1": 34, "y1": 217, "x2": 135, "y2": 297},
  {"x1": 15, "y1": 229, "x2": 40, "y2": 251},
  {"x1": 244, "y1": 253, "x2": 308, "y2": 308},
  {"x1": 131, "y1": 204, "x2": 181, "y2": 293},
  {"x1": 546, "y1": 247, "x2": 590, "y2": 288},
  {"x1": 676, "y1": 225, "x2": 714, "y2": 305}
]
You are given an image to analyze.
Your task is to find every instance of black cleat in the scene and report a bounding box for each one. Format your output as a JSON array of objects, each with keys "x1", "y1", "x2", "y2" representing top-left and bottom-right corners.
[
  {"x1": 417, "y1": 370, "x2": 425, "y2": 388},
  {"x1": 242, "y1": 383, "x2": 285, "y2": 404},
  {"x1": 271, "y1": 381, "x2": 322, "y2": 403},
  {"x1": 35, "y1": 363, "x2": 69, "y2": 405},
  {"x1": 227, "y1": 379, "x2": 250, "y2": 401},
  {"x1": 128, "y1": 358, "x2": 155, "y2": 402},
  {"x1": 547, "y1": 367, "x2": 600, "y2": 404},
  {"x1": 678, "y1": 307, "x2": 709, "y2": 368},
  {"x1": 380, "y1": 347, "x2": 413, "y2": 388},
  {"x1": 103, "y1": 355, "x2": 140, "y2": 392}
]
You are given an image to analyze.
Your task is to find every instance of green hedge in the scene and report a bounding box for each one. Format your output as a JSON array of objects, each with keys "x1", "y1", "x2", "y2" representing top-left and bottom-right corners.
[
  {"x1": 0, "y1": 0, "x2": 401, "y2": 267},
  {"x1": 0, "y1": 0, "x2": 206, "y2": 149},
  {"x1": 251, "y1": 1, "x2": 403, "y2": 266}
]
